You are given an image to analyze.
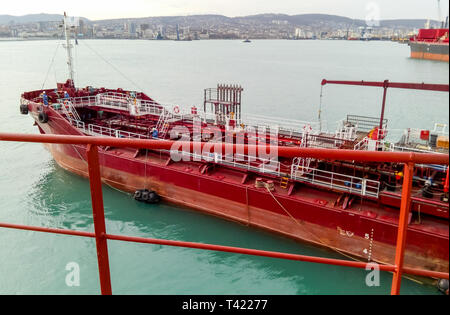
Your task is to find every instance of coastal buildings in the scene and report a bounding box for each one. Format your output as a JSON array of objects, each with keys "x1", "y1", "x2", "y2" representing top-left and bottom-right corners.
[{"x1": 0, "y1": 14, "x2": 439, "y2": 41}]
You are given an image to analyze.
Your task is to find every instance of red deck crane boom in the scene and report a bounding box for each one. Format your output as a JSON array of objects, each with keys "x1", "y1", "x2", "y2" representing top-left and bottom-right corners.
[{"x1": 321, "y1": 79, "x2": 449, "y2": 130}]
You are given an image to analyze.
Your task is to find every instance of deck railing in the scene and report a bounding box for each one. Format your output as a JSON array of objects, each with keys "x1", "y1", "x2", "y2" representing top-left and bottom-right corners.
[
  {"x1": 0, "y1": 133, "x2": 448, "y2": 295},
  {"x1": 291, "y1": 165, "x2": 380, "y2": 198},
  {"x1": 170, "y1": 150, "x2": 283, "y2": 177},
  {"x1": 62, "y1": 94, "x2": 325, "y2": 138},
  {"x1": 354, "y1": 136, "x2": 449, "y2": 156},
  {"x1": 63, "y1": 115, "x2": 445, "y2": 198},
  {"x1": 66, "y1": 117, "x2": 151, "y2": 139}
]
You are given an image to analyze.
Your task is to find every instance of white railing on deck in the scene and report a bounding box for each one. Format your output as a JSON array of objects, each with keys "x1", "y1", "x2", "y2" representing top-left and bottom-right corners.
[
  {"x1": 57, "y1": 96, "x2": 97, "y2": 107},
  {"x1": 170, "y1": 150, "x2": 283, "y2": 177},
  {"x1": 354, "y1": 136, "x2": 448, "y2": 155},
  {"x1": 63, "y1": 94, "x2": 323, "y2": 138},
  {"x1": 241, "y1": 113, "x2": 323, "y2": 136},
  {"x1": 290, "y1": 165, "x2": 380, "y2": 198},
  {"x1": 65, "y1": 116, "x2": 383, "y2": 195},
  {"x1": 66, "y1": 117, "x2": 150, "y2": 139}
]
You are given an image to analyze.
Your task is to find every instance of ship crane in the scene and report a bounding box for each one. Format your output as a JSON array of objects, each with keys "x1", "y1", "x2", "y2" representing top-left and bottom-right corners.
[
  {"x1": 437, "y1": 0, "x2": 442, "y2": 27},
  {"x1": 436, "y1": 0, "x2": 449, "y2": 28},
  {"x1": 321, "y1": 79, "x2": 449, "y2": 131}
]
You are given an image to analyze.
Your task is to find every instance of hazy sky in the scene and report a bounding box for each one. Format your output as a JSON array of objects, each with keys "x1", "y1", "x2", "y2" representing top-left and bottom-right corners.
[{"x1": 2, "y1": 0, "x2": 449, "y2": 21}]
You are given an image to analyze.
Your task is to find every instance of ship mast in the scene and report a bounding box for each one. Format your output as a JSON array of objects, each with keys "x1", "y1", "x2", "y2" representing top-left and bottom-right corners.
[{"x1": 63, "y1": 12, "x2": 75, "y2": 86}]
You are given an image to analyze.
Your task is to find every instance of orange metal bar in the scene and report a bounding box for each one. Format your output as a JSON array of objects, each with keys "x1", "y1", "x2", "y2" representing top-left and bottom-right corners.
[
  {"x1": 106, "y1": 233, "x2": 395, "y2": 271},
  {"x1": 105, "y1": 233, "x2": 449, "y2": 280},
  {"x1": 0, "y1": 133, "x2": 448, "y2": 165},
  {"x1": 86, "y1": 144, "x2": 112, "y2": 295},
  {"x1": 320, "y1": 79, "x2": 449, "y2": 132},
  {"x1": 0, "y1": 222, "x2": 95, "y2": 238},
  {"x1": 379, "y1": 80, "x2": 388, "y2": 130},
  {"x1": 0, "y1": 221, "x2": 448, "y2": 280},
  {"x1": 321, "y1": 79, "x2": 450, "y2": 92},
  {"x1": 391, "y1": 162, "x2": 415, "y2": 295}
]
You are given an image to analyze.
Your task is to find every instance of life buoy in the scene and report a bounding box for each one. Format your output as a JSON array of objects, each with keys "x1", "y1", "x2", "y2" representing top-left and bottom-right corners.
[
  {"x1": 173, "y1": 105, "x2": 180, "y2": 114},
  {"x1": 303, "y1": 124, "x2": 312, "y2": 133}
]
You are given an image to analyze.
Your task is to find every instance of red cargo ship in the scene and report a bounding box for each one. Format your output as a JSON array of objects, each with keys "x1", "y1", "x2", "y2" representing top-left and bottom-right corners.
[
  {"x1": 19, "y1": 14, "x2": 449, "y2": 277},
  {"x1": 409, "y1": 27, "x2": 449, "y2": 62}
]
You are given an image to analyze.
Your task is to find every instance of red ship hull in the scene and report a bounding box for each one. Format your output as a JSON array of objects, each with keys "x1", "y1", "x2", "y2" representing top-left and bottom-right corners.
[
  {"x1": 409, "y1": 28, "x2": 449, "y2": 62},
  {"x1": 28, "y1": 103, "x2": 449, "y2": 274}
]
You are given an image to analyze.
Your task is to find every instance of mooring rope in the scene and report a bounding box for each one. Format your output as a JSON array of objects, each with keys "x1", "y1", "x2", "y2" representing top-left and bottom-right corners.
[
  {"x1": 41, "y1": 43, "x2": 60, "y2": 90},
  {"x1": 264, "y1": 186, "x2": 424, "y2": 284},
  {"x1": 79, "y1": 40, "x2": 144, "y2": 92}
]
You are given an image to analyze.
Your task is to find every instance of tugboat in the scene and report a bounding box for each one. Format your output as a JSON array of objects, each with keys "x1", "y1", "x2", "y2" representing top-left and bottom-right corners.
[{"x1": 19, "y1": 13, "x2": 449, "y2": 277}]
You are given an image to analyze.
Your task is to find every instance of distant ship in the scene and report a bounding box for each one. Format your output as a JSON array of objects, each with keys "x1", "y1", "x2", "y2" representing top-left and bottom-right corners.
[
  {"x1": 243, "y1": 39, "x2": 251, "y2": 43},
  {"x1": 409, "y1": 20, "x2": 449, "y2": 62}
]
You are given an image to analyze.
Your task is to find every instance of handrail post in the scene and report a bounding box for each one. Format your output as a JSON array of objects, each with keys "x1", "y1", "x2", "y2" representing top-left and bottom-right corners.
[
  {"x1": 86, "y1": 144, "x2": 112, "y2": 295},
  {"x1": 390, "y1": 162, "x2": 414, "y2": 295}
]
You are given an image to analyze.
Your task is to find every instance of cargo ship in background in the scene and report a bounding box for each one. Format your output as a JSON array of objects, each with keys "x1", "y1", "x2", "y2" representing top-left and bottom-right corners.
[
  {"x1": 18, "y1": 13, "x2": 450, "y2": 284},
  {"x1": 409, "y1": 17, "x2": 449, "y2": 62}
]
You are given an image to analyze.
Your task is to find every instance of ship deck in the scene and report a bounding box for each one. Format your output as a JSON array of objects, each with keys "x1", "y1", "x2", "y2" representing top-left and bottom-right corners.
[{"x1": 102, "y1": 145, "x2": 448, "y2": 240}]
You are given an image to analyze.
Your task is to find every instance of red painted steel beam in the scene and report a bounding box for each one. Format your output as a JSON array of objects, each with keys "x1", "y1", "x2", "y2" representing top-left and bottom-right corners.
[
  {"x1": 0, "y1": 222, "x2": 447, "y2": 281},
  {"x1": 400, "y1": 267, "x2": 448, "y2": 280},
  {"x1": 391, "y1": 162, "x2": 415, "y2": 295},
  {"x1": 0, "y1": 133, "x2": 448, "y2": 165},
  {"x1": 106, "y1": 233, "x2": 391, "y2": 270},
  {"x1": 321, "y1": 79, "x2": 449, "y2": 92},
  {"x1": 380, "y1": 80, "x2": 389, "y2": 130},
  {"x1": 106, "y1": 233, "x2": 449, "y2": 280},
  {"x1": 86, "y1": 144, "x2": 112, "y2": 295},
  {"x1": 0, "y1": 222, "x2": 95, "y2": 238},
  {"x1": 320, "y1": 79, "x2": 449, "y2": 131}
]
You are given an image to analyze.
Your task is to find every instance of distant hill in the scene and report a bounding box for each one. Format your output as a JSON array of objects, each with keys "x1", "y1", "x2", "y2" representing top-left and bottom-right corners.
[
  {"x1": 92, "y1": 13, "x2": 439, "y2": 29},
  {"x1": 0, "y1": 12, "x2": 439, "y2": 29},
  {"x1": 379, "y1": 19, "x2": 441, "y2": 28},
  {"x1": 234, "y1": 14, "x2": 440, "y2": 27},
  {"x1": 0, "y1": 13, "x2": 90, "y2": 25},
  {"x1": 235, "y1": 13, "x2": 364, "y2": 25}
]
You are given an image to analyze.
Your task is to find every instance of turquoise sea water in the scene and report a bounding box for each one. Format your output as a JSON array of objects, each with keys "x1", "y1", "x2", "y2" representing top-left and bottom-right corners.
[{"x1": 0, "y1": 39, "x2": 448, "y2": 295}]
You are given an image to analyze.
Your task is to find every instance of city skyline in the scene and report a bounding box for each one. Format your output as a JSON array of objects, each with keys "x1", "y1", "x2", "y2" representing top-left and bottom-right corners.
[{"x1": 2, "y1": 0, "x2": 450, "y2": 21}]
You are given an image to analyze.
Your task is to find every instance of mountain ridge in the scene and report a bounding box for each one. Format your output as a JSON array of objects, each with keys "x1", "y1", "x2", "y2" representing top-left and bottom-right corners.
[{"x1": 0, "y1": 12, "x2": 439, "y2": 28}]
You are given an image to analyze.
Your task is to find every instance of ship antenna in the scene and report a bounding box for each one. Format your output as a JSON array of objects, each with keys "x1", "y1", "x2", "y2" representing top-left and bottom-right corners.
[{"x1": 63, "y1": 12, "x2": 75, "y2": 87}]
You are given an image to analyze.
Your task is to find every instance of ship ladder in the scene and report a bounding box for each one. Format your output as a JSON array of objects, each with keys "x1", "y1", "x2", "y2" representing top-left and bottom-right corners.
[
  {"x1": 61, "y1": 100, "x2": 81, "y2": 121},
  {"x1": 160, "y1": 122, "x2": 170, "y2": 139},
  {"x1": 155, "y1": 110, "x2": 170, "y2": 138},
  {"x1": 280, "y1": 176, "x2": 289, "y2": 189}
]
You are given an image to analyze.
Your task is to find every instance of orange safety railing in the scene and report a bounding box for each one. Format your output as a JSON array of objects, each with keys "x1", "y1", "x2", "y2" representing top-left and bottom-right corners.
[{"x1": 0, "y1": 132, "x2": 449, "y2": 295}]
